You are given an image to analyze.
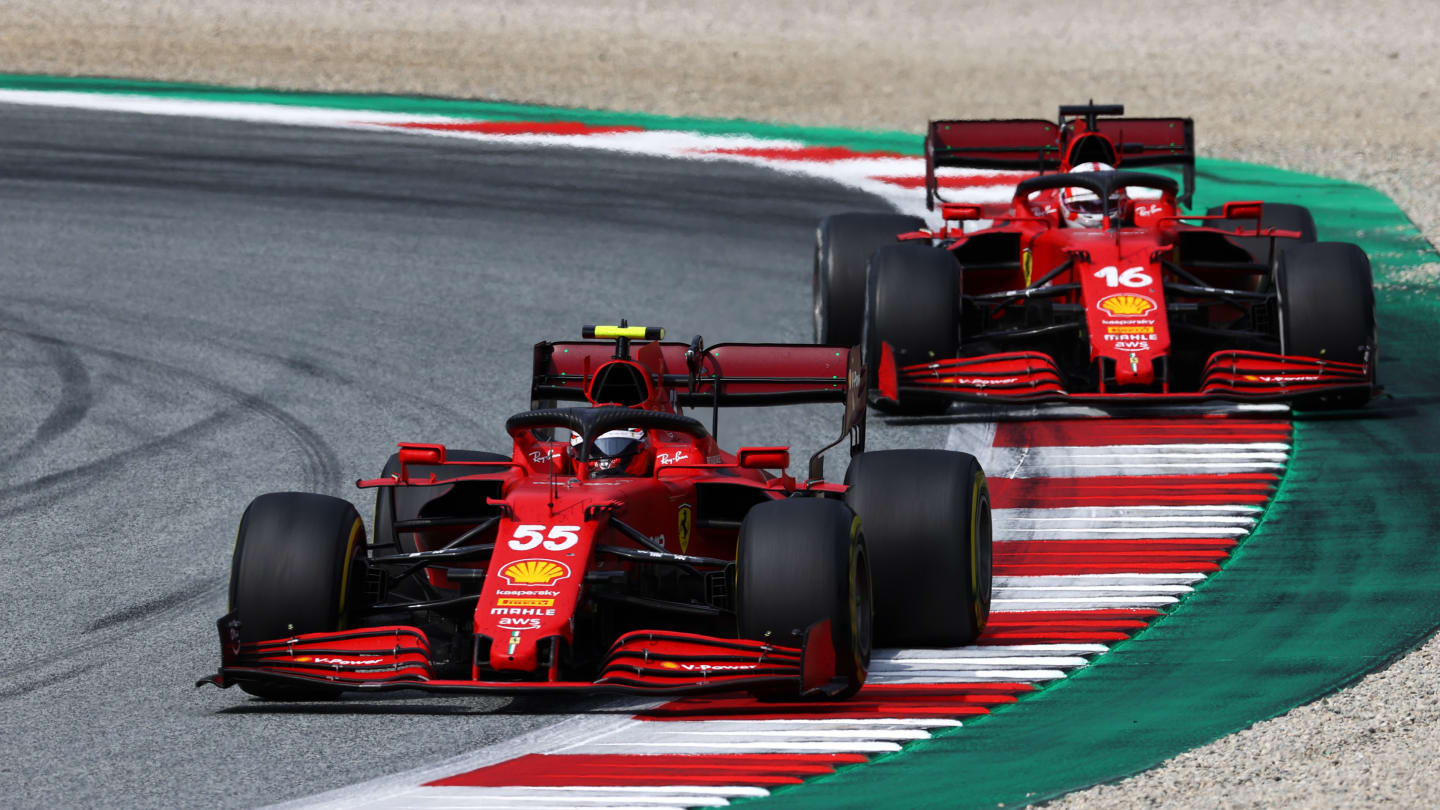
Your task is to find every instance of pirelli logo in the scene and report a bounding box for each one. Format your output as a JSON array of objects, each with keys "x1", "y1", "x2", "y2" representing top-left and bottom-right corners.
[
  {"x1": 1107, "y1": 325, "x2": 1156, "y2": 335},
  {"x1": 497, "y1": 597, "x2": 555, "y2": 608}
]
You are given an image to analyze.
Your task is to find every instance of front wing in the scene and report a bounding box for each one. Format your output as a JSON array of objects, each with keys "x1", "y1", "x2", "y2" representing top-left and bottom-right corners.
[
  {"x1": 876, "y1": 345, "x2": 1374, "y2": 405},
  {"x1": 198, "y1": 615, "x2": 844, "y2": 698}
]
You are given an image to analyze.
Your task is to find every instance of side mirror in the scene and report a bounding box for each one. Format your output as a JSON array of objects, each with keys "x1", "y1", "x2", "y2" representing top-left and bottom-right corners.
[
  {"x1": 737, "y1": 446, "x2": 790, "y2": 470},
  {"x1": 1221, "y1": 201, "x2": 1264, "y2": 222},
  {"x1": 940, "y1": 203, "x2": 984, "y2": 222},
  {"x1": 397, "y1": 442, "x2": 446, "y2": 482},
  {"x1": 398, "y1": 442, "x2": 446, "y2": 467}
]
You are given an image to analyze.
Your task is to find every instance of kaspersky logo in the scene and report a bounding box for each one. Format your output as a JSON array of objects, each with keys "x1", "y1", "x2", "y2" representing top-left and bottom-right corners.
[
  {"x1": 1097, "y1": 293, "x2": 1157, "y2": 317},
  {"x1": 499, "y1": 559, "x2": 571, "y2": 586}
]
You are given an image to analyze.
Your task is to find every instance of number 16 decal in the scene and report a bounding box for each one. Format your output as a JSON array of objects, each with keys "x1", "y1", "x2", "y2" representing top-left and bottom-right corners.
[
  {"x1": 509, "y1": 524, "x2": 581, "y2": 551},
  {"x1": 1094, "y1": 265, "x2": 1153, "y2": 288}
]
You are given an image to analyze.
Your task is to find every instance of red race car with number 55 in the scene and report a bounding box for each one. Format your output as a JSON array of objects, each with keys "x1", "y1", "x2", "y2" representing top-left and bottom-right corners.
[
  {"x1": 813, "y1": 103, "x2": 1377, "y2": 413},
  {"x1": 200, "y1": 324, "x2": 993, "y2": 701}
]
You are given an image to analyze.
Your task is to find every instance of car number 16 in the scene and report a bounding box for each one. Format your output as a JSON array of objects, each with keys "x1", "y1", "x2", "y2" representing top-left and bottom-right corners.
[
  {"x1": 1094, "y1": 265, "x2": 1153, "y2": 288},
  {"x1": 509, "y1": 524, "x2": 581, "y2": 551}
]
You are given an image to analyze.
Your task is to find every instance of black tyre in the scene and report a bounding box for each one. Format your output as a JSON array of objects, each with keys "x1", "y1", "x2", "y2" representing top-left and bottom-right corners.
[
  {"x1": 815, "y1": 212, "x2": 926, "y2": 347},
  {"x1": 229, "y1": 492, "x2": 368, "y2": 699},
  {"x1": 863, "y1": 243, "x2": 960, "y2": 414},
  {"x1": 845, "y1": 449, "x2": 992, "y2": 647},
  {"x1": 737, "y1": 498, "x2": 872, "y2": 699},
  {"x1": 373, "y1": 449, "x2": 509, "y2": 556},
  {"x1": 1206, "y1": 202, "x2": 1316, "y2": 264},
  {"x1": 1276, "y1": 241, "x2": 1376, "y2": 409}
]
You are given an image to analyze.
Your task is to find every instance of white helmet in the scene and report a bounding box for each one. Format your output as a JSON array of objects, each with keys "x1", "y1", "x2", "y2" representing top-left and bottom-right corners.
[
  {"x1": 1061, "y1": 162, "x2": 1122, "y2": 228},
  {"x1": 569, "y1": 427, "x2": 649, "y2": 475}
]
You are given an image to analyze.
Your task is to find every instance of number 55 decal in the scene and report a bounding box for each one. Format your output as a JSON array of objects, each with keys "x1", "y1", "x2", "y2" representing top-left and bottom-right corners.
[{"x1": 509, "y1": 524, "x2": 581, "y2": 551}]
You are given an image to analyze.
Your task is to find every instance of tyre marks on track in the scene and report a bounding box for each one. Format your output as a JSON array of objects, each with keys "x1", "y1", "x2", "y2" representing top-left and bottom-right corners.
[
  {"x1": 0, "y1": 302, "x2": 338, "y2": 696},
  {"x1": 0, "y1": 319, "x2": 342, "y2": 520},
  {"x1": 3, "y1": 329, "x2": 96, "y2": 462},
  {"x1": 292, "y1": 414, "x2": 1288, "y2": 810}
]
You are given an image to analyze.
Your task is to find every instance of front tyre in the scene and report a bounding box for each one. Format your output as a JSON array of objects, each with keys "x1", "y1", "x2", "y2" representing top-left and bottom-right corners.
[
  {"x1": 815, "y1": 213, "x2": 926, "y2": 347},
  {"x1": 863, "y1": 244, "x2": 961, "y2": 414},
  {"x1": 737, "y1": 498, "x2": 872, "y2": 699},
  {"x1": 845, "y1": 449, "x2": 992, "y2": 647},
  {"x1": 1276, "y1": 241, "x2": 1376, "y2": 409},
  {"x1": 229, "y1": 491, "x2": 367, "y2": 699}
]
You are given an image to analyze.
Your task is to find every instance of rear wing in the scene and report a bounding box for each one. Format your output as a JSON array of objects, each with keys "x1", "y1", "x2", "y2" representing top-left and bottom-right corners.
[
  {"x1": 532, "y1": 337, "x2": 866, "y2": 475},
  {"x1": 925, "y1": 110, "x2": 1196, "y2": 208},
  {"x1": 532, "y1": 340, "x2": 857, "y2": 408}
]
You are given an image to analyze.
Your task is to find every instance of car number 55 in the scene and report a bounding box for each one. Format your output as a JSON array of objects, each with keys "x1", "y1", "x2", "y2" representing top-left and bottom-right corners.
[{"x1": 509, "y1": 524, "x2": 581, "y2": 551}]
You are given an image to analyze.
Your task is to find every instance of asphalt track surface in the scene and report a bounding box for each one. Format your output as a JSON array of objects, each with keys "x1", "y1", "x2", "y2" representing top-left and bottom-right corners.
[{"x1": 0, "y1": 103, "x2": 974, "y2": 808}]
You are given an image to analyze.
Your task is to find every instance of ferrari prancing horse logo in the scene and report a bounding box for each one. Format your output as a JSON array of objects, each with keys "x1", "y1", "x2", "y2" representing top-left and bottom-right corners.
[{"x1": 677, "y1": 504, "x2": 693, "y2": 555}]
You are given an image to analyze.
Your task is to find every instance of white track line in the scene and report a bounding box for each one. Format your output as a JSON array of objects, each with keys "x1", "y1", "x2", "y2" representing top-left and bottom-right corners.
[
  {"x1": 996, "y1": 574, "x2": 1206, "y2": 586},
  {"x1": 876, "y1": 644, "x2": 1110, "y2": 658}
]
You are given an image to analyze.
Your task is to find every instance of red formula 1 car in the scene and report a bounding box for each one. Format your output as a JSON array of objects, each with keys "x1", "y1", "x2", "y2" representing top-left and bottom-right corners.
[
  {"x1": 200, "y1": 325, "x2": 992, "y2": 700},
  {"x1": 813, "y1": 103, "x2": 1377, "y2": 412}
]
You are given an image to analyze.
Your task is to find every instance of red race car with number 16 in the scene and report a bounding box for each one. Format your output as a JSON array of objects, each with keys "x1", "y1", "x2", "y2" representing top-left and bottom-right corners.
[{"x1": 814, "y1": 103, "x2": 1377, "y2": 412}]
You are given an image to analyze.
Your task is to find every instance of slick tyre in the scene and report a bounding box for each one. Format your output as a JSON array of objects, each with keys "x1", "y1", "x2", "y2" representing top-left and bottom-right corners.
[
  {"x1": 863, "y1": 244, "x2": 960, "y2": 414},
  {"x1": 815, "y1": 213, "x2": 926, "y2": 347},
  {"x1": 374, "y1": 449, "x2": 509, "y2": 556},
  {"x1": 845, "y1": 449, "x2": 992, "y2": 647},
  {"x1": 229, "y1": 492, "x2": 368, "y2": 699},
  {"x1": 737, "y1": 498, "x2": 872, "y2": 699},
  {"x1": 1276, "y1": 241, "x2": 1377, "y2": 409},
  {"x1": 1207, "y1": 202, "x2": 1316, "y2": 265}
]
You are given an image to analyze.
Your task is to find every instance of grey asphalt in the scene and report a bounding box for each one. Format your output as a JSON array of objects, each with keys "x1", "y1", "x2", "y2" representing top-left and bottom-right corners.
[{"x1": 0, "y1": 104, "x2": 958, "y2": 808}]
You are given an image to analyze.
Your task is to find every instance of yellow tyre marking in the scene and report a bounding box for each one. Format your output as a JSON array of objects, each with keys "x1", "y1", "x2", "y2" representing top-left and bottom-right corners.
[
  {"x1": 970, "y1": 469, "x2": 989, "y2": 634},
  {"x1": 848, "y1": 514, "x2": 866, "y2": 679},
  {"x1": 337, "y1": 517, "x2": 363, "y2": 626}
]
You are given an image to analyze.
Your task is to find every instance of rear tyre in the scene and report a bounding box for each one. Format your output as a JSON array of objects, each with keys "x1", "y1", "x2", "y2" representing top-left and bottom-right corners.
[
  {"x1": 1206, "y1": 202, "x2": 1316, "y2": 265},
  {"x1": 845, "y1": 449, "x2": 992, "y2": 647},
  {"x1": 815, "y1": 213, "x2": 926, "y2": 347},
  {"x1": 863, "y1": 244, "x2": 961, "y2": 415},
  {"x1": 737, "y1": 498, "x2": 872, "y2": 699},
  {"x1": 373, "y1": 449, "x2": 509, "y2": 555},
  {"x1": 373, "y1": 449, "x2": 509, "y2": 600},
  {"x1": 1276, "y1": 241, "x2": 1376, "y2": 409},
  {"x1": 229, "y1": 492, "x2": 367, "y2": 699}
]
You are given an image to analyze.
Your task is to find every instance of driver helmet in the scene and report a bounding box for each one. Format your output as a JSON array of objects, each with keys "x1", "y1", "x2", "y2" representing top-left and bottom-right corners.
[
  {"x1": 1060, "y1": 162, "x2": 1124, "y2": 228},
  {"x1": 569, "y1": 427, "x2": 651, "y2": 476}
]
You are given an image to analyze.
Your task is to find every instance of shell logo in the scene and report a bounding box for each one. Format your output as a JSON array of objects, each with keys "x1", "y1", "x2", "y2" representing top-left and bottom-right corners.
[
  {"x1": 660, "y1": 661, "x2": 679, "y2": 670},
  {"x1": 499, "y1": 559, "x2": 572, "y2": 586},
  {"x1": 1098, "y1": 293, "x2": 1158, "y2": 317}
]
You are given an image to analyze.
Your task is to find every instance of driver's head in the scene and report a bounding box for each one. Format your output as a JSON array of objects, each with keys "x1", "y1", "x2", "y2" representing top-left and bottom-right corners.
[
  {"x1": 569, "y1": 427, "x2": 652, "y2": 476},
  {"x1": 1060, "y1": 162, "x2": 1123, "y2": 228}
]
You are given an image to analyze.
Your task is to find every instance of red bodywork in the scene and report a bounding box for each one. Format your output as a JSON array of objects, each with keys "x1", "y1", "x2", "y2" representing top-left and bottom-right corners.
[
  {"x1": 870, "y1": 105, "x2": 1375, "y2": 407},
  {"x1": 204, "y1": 337, "x2": 866, "y2": 697}
]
